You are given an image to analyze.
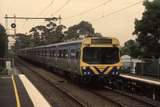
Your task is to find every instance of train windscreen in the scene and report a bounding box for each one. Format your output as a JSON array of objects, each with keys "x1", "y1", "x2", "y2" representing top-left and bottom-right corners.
[{"x1": 83, "y1": 47, "x2": 119, "y2": 64}]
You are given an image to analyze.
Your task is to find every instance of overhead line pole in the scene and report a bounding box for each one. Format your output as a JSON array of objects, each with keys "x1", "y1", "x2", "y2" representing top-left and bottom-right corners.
[
  {"x1": 58, "y1": 15, "x2": 62, "y2": 25},
  {"x1": 4, "y1": 15, "x2": 62, "y2": 38},
  {"x1": 4, "y1": 16, "x2": 55, "y2": 20}
]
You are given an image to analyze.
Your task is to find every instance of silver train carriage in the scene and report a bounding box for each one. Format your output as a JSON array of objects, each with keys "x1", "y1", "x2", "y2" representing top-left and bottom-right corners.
[{"x1": 18, "y1": 37, "x2": 122, "y2": 82}]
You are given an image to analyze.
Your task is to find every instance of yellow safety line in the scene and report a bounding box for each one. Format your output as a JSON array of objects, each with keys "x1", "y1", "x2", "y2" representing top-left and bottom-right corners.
[{"x1": 12, "y1": 75, "x2": 21, "y2": 107}]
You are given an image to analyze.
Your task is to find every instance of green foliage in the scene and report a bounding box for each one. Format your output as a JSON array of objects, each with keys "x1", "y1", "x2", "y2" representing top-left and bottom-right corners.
[
  {"x1": 0, "y1": 24, "x2": 8, "y2": 68},
  {"x1": 133, "y1": 0, "x2": 160, "y2": 58},
  {"x1": 28, "y1": 18, "x2": 66, "y2": 46},
  {"x1": 0, "y1": 24, "x2": 8, "y2": 57},
  {"x1": 15, "y1": 20, "x2": 102, "y2": 48},
  {"x1": 93, "y1": 33, "x2": 103, "y2": 37},
  {"x1": 120, "y1": 46, "x2": 129, "y2": 56},
  {"x1": 15, "y1": 33, "x2": 32, "y2": 49},
  {"x1": 121, "y1": 40, "x2": 141, "y2": 58},
  {"x1": 64, "y1": 21, "x2": 95, "y2": 40}
]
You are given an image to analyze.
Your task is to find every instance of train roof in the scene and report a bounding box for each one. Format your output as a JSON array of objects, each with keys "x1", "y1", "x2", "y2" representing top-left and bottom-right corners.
[
  {"x1": 19, "y1": 36, "x2": 118, "y2": 50},
  {"x1": 20, "y1": 39, "x2": 82, "y2": 50}
]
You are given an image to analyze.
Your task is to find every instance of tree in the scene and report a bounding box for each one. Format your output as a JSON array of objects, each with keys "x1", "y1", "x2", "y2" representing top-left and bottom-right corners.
[
  {"x1": 29, "y1": 17, "x2": 66, "y2": 45},
  {"x1": 133, "y1": 0, "x2": 160, "y2": 58},
  {"x1": 0, "y1": 24, "x2": 8, "y2": 68},
  {"x1": 0, "y1": 24, "x2": 8, "y2": 57},
  {"x1": 15, "y1": 33, "x2": 32, "y2": 49},
  {"x1": 121, "y1": 40, "x2": 141, "y2": 58},
  {"x1": 26, "y1": 20, "x2": 100, "y2": 47},
  {"x1": 65, "y1": 21, "x2": 95, "y2": 40},
  {"x1": 93, "y1": 32, "x2": 103, "y2": 37},
  {"x1": 29, "y1": 25, "x2": 47, "y2": 46}
]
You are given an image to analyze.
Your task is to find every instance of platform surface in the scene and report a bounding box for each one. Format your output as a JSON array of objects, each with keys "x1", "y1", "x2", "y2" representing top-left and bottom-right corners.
[
  {"x1": 120, "y1": 73, "x2": 160, "y2": 86},
  {"x1": 0, "y1": 73, "x2": 51, "y2": 107},
  {"x1": 0, "y1": 76, "x2": 16, "y2": 107}
]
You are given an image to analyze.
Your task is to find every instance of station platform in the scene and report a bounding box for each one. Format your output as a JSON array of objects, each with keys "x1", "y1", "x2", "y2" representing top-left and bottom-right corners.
[
  {"x1": 120, "y1": 73, "x2": 160, "y2": 86},
  {"x1": 0, "y1": 74, "x2": 51, "y2": 107}
]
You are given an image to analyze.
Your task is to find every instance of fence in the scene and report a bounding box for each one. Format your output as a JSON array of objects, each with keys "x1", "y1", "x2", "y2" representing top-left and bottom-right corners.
[
  {"x1": 121, "y1": 58, "x2": 160, "y2": 79},
  {"x1": 0, "y1": 57, "x2": 13, "y2": 72},
  {"x1": 136, "y1": 59, "x2": 160, "y2": 79}
]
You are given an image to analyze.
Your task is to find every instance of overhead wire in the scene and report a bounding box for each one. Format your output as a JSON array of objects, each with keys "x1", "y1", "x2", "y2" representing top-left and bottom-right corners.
[
  {"x1": 37, "y1": 0, "x2": 56, "y2": 16},
  {"x1": 91, "y1": 0, "x2": 143, "y2": 22},
  {"x1": 102, "y1": 0, "x2": 108, "y2": 17},
  {"x1": 52, "y1": 0, "x2": 71, "y2": 16},
  {"x1": 22, "y1": 19, "x2": 28, "y2": 31},
  {"x1": 64, "y1": 0, "x2": 112, "y2": 19}
]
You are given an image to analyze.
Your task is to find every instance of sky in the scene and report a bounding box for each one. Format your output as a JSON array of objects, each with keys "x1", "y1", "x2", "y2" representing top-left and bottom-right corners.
[{"x1": 0, "y1": 0, "x2": 145, "y2": 45}]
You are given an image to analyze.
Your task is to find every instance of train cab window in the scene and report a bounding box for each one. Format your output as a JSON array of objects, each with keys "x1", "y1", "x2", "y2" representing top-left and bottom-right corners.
[{"x1": 83, "y1": 47, "x2": 119, "y2": 64}]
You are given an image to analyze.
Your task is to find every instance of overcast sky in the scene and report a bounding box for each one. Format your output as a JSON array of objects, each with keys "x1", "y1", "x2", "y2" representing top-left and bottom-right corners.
[{"x1": 0, "y1": 0, "x2": 145, "y2": 45}]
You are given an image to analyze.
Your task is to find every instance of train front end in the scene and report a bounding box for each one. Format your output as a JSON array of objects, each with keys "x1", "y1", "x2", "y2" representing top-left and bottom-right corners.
[{"x1": 80, "y1": 37, "x2": 122, "y2": 83}]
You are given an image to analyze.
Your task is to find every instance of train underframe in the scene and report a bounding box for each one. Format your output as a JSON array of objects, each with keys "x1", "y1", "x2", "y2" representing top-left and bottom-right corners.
[{"x1": 19, "y1": 56, "x2": 120, "y2": 85}]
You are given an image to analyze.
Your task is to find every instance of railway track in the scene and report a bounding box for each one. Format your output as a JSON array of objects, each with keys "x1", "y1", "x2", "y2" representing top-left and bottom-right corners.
[
  {"x1": 88, "y1": 89, "x2": 124, "y2": 107},
  {"x1": 16, "y1": 59, "x2": 87, "y2": 107},
  {"x1": 104, "y1": 86, "x2": 160, "y2": 107},
  {"x1": 88, "y1": 88, "x2": 158, "y2": 107},
  {"x1": 16, "y1": 58, "x2": 160, "y2": 107}
]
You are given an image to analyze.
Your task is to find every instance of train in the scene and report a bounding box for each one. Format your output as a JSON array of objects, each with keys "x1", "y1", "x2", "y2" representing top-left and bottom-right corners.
[{"x1": 18, "y1": 37, "x2": 122, "y2": 83}]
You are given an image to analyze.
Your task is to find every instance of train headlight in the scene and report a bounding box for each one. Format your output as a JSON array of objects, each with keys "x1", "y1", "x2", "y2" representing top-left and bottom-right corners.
[
  {"x1": 112, "y1": 72, "x2": 115, "y2": 75},
  {"x1": 87, "y1": 72, "x2": 90, "y2": 75},
  {"x1": 84, "y1": 72, "x2": 87, "y2": 75},
  {"x1": 116, "y1": 72, "x2": 119, "y2": 75},
  {"x1": 82, "y1": 66, "x2": 86, "y2": 70}
]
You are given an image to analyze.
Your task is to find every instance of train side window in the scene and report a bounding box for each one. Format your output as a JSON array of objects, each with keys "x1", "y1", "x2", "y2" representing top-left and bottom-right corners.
[
  {"x1": 46, "y1": 50, "x2": 48, "y2": 57},
  {"x1": 46, "y1": 49, "x2": 48, "y2": 57},
  {"x1": 59, "y1": 50, "x2": 61, "y2": 58},
  {"x1": 60, "y1": 50, "x2": 64, "y2": 58},
  {"x1": 65, "y1": 50, "x2": 68, "y2": 58},
  {"x1": 42, "y1": 49, "x2": 44, "y2": 56},
  {"x1": 71, "y1": 49, "x2": 75, "y2": 59},
  {"x1": 51, "y1": 50, "x2": 53, "y2": 57},
  {"x1": 76, "y1": 51, "x2": 80, "y2": 59},
  {"x1": 47, "y1": 49, "x2": 50, "y2": 57},
  {"x1": 63, "y1": 49, "x2": 66, "y2": 58},
  {"x1": 45, "y1": 50, "x2": 47, "y2": 56},
  {"x1": 42, "y1": 49, "x2": 45, "y2": 56},
  {"x1": 37, "y1": 50, "x2": 39, "y2": 56},
  {"x1": 49, "y1": 49, "x2": 51, "y2": 57},
  {"x1": 57, "y1": 50, "x2": 60, "y2": 58},
  {"x1": 35, "y1": 50, "x2": 36, "y2": 56},
  {"x1": 54, "y1": 52, "x2": 56, "y2": 57}
]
